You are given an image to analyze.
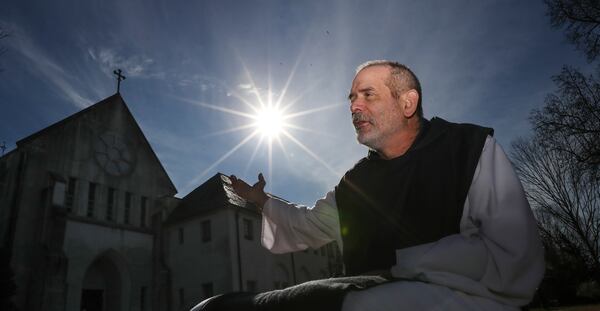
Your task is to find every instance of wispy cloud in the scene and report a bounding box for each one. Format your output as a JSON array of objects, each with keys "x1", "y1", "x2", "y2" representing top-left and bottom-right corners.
[
  {"x1": 87, "y1": 47, "x2": 158, "y2": 79},
  {"x1": 237, "y1": 83, "x2": 263, "y2": 97},
  {"x1": 8, "y1": 24, "x2": 92, "y2": 108},
  {"x1": 235, "y1": 83, "x2": 282, "y2": 103},
  {"x1": 174, "y1": 73, "x2": 219, "y2": 91}
]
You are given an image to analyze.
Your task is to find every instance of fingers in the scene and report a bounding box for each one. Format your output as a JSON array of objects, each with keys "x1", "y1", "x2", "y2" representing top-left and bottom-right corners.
[
  {"x1": 230, "y1": 173, "x2": 265, "y2": 192},
  {"x1": 229, "y1": 175, "x2": 248, "y2": 192},
  {"x1": 230, "y1": 175, "x2": 240, "y2": 188},
  {"x1": 229, "y1": 173, "x2": 268, "y2": 206},
  {"x1": 256, "y1": 173, "x2": 266, "y2": 190}
]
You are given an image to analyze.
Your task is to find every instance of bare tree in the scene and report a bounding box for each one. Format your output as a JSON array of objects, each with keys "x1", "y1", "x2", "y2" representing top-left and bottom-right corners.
[
  {"x1": 545, "y1": 0, "x2": 600, "y2": 61},
  {"x1": 511, "y1": 138, "x2": 600, "y2": 280},
  {"x1": 530, "y1": 66, "x2": 600, "y2": 174},
  {"x1": 514, "y1": 67, "x2": 600, "y2": 297},
  {"x1": 531, "y1": 0, "x2": 600, "y2": 304}
]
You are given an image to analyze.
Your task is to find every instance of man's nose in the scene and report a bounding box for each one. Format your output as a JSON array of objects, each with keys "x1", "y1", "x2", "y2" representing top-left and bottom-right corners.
[{"x1": 350, "y1": 99, "x2": 364, "y2": 114}]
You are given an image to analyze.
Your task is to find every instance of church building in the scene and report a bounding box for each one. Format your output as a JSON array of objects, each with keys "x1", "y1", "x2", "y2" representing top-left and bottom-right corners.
[
  {"x1": 0, "y1": 93, "x2": 340, "y2": 311},
  {"x1": 164, "y1": 173, "x2": 338, "y2": 310}
]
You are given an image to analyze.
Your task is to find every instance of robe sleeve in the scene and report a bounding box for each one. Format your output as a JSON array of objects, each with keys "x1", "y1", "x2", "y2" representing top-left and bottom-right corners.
[
  {"x1": 390, "y1": 136, "x2": 545, "y2": 306},
  {"x1": 261, "y1": 191, "x2": 341, "y2": 254}
]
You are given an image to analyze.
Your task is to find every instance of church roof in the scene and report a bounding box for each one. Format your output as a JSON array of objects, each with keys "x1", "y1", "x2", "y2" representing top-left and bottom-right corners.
[
  {"x1": 18, "y1": 93, "x2": 118, "y2": 146},
  {"x1": 164, "y1": 172, "x2": 259, "y2": 225},
  {"x1": 16, "y1": 93, "x2": 177, "y2": 194}
]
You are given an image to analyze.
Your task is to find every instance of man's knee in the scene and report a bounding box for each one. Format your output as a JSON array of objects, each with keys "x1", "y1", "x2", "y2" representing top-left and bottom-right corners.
[
  {"x1": 189, "y1": 292, "x2": 256, "y2": 311},
  {"x1": 189, "y1": 294, "x2": 221, "y2": 311}
]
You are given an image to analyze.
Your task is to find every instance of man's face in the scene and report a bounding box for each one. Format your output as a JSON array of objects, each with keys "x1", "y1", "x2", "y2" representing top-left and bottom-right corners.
[{"x1": 349, "y1": 65, "x2": 406, "y2": 150}]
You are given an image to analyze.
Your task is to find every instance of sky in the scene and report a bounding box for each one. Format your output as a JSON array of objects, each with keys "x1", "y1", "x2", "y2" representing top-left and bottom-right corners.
[{"x1": 0, "y1": 0, "x2": 591, "y2": 205}]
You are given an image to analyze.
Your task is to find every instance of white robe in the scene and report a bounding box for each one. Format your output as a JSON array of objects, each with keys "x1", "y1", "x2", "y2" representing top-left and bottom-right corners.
[{"x1": 260, "y1": 136, "x2": 545, "y2": 310}]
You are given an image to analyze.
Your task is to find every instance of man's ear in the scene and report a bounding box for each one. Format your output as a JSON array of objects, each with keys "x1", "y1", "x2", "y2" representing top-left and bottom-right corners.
[{"x1": 401, "y1": 89, "x2": 419, "y2": 118}]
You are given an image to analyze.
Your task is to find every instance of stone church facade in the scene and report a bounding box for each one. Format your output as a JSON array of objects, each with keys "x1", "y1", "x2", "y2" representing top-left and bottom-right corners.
[{"x1": 0, "y1": 94, "x2": 340, "y2": 311}]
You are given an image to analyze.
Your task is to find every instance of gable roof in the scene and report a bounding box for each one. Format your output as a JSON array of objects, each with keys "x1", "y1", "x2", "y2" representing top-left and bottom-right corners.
[
  {"x1": 18, "y1": 93, "x2": 118, "y2": 146},
  {"x1": 164, "y1": 172, "x2": 259, "y2": 225},
  {"x1": 16, "y1": 93, "x2": 177, "y2": 194}
]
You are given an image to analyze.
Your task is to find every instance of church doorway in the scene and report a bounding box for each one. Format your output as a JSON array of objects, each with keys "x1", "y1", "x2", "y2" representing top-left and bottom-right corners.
[
  {"x1": 80, "y1": 289, "x2": 103, "y2": 311},
  {"x1": 80, "y1": 251, "x2": 127, "y2": 311}
]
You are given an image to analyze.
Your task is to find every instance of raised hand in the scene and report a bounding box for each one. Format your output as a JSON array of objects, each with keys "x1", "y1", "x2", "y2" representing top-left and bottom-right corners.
[{"x1": 229, "y1": 173, "x2": 269, "y2": 209}]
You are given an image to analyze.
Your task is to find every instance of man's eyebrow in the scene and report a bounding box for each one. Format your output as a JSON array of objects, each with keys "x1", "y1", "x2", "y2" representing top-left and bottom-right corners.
[
  {"x1": 359, "y1": 87, "x2": 375, "y2": 93},
  {"x1": 348, "y1": 87, "x2": 375, "y2": 100}
]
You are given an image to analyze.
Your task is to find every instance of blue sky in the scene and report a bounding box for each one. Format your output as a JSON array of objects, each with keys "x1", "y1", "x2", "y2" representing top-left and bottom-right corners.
[{"x1": 0, "y1": 0, "x2": 590, "y2": 204}]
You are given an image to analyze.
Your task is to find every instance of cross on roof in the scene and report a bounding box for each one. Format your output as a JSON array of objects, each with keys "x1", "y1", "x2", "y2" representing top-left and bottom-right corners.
[
  {"x1": 0, "y1": 141, "x2": 5, "y2": 156},
  {"x1": 113, "y1": 69, "x2": 126, "y2": 93}
]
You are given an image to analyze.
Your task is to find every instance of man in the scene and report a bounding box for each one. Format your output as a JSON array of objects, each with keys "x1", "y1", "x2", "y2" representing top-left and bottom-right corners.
[{"x1": 193, "y1": 61, "x2": 544, "y2": 310}]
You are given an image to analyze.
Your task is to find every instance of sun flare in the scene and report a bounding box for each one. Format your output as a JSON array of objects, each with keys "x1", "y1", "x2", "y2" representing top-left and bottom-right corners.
[
  {"x1": 182, "y1": 59, "x2": 344, "y2": 193},
  {"x1": 254, "y1": 106, "x2": 285, "y2": 138}
]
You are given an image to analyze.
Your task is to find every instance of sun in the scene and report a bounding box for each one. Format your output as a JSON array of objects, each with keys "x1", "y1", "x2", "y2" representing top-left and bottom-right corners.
[
  {"x1": 180, "y1": 59, "x2": 345, "y2": 193},
  {"x1": 254, "y1": 106, "x2": 285, "y2": 138}
]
